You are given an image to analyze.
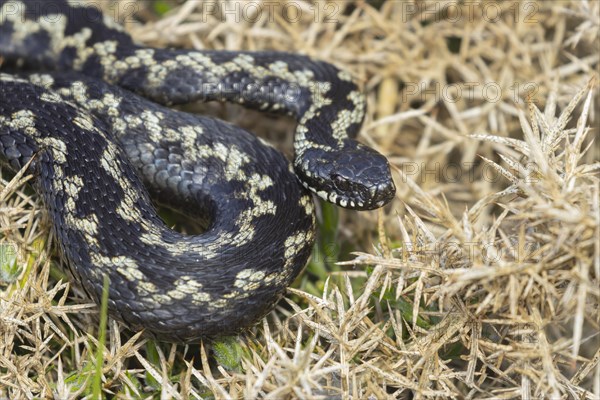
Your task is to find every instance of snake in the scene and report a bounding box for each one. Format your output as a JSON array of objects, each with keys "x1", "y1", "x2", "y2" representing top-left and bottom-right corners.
[{"x1": 0, "y1": 0, "x2": 395, "y2": 342}]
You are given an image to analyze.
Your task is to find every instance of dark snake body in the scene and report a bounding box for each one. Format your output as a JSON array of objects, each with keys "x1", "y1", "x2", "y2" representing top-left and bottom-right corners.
[{"x1": 0, "y1": 0, "x2": 395, "y2": 341}]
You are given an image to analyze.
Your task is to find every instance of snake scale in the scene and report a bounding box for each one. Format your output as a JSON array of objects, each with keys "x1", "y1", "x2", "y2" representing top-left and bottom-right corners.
[{"x1": 0, "y1": 0, "x2": 395, "y2": 342}]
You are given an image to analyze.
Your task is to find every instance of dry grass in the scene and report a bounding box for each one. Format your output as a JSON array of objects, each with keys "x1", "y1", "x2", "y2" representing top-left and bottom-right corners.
[{"x1": 1, "y1": 0, "x2": 599, "y2": 398}]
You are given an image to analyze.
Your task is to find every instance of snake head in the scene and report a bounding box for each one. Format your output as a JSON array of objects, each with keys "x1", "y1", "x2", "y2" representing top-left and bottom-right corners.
[{"x1": 295, "y1": 141, "x2": 396, "y2": 210}]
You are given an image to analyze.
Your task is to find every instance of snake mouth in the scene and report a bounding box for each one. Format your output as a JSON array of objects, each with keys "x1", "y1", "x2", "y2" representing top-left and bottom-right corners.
[{"x1": 301, "y1": 179, "x2": 396, "y2": 210}]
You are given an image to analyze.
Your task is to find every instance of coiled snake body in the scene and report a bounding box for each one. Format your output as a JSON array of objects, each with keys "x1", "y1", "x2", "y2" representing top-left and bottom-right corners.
[{"x1": 0, "y1": 0, "x2": 395, "y2": 341}]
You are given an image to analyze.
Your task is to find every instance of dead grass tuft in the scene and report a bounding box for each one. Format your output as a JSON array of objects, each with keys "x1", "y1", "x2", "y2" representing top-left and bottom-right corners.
[{"x1": 1, "y1": 0, "x2": 598, "y2": 398}]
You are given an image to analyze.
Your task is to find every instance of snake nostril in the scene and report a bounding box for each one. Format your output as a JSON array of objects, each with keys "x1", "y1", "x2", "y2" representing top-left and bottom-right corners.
[{"x1": 372, "y1": 182, "x2": 395, "y2": 205}]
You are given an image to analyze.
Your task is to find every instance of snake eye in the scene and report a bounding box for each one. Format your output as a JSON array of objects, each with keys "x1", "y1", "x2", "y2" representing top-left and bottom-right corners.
[{"x1": 332, "y1": 174, "x2": 351, "y2": 192}]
